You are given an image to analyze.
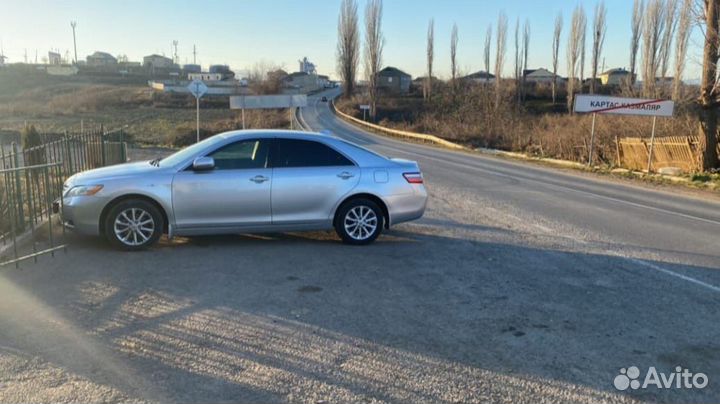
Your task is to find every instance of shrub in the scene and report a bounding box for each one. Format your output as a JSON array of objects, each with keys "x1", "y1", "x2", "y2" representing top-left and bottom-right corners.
[{"x1": 21, "y1": 124, "x2": 46, "y2": 166}]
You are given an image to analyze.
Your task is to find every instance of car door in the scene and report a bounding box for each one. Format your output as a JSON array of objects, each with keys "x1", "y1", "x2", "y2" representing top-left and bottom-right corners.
[
  {"x1": 172, "y1": 138, "x2": 272, "y2": 230},
  {"x1": 270, "y1": 138, "x2": 360, "y2": 225}
]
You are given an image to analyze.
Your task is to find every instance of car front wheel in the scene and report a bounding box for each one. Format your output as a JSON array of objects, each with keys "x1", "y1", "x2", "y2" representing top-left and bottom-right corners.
[
  {"x1": 104, "y1": 199, "x2": 163, "y2": 250},
  {"x1": 335, "y1": 198, "x2": 384, "y2": 245}
]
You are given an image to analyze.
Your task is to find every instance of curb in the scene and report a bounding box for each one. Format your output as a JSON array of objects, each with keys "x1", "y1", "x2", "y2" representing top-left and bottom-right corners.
[{"x1": 331, "y1": 101, "x2": 468, "y2": 151}]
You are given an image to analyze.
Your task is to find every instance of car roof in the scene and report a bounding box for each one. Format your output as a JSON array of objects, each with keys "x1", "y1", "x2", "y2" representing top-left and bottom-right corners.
[{"x1": 217, "y1": 129, "x2": 333, "y2": 141}]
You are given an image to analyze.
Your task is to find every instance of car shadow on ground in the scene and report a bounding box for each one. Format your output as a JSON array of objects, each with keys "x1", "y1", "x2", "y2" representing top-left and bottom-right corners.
[{"x1": 0, "y1": 226, "x2": 718, "y2": 403}]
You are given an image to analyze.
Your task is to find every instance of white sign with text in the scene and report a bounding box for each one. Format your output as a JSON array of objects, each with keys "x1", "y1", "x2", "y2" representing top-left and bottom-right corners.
[{"x1": 574, "y1": 95, "x2": 674, "y2": 117}]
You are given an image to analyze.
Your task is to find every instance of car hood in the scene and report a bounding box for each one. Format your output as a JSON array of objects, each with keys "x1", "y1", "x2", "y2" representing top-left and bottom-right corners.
[{"x1": 67, "y1": 161, "x2": 165, "y2": 184}]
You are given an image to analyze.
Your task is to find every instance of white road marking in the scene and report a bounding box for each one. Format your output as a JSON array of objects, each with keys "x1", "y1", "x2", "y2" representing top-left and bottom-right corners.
[{"x1": 626, "y1": 257, "x2": 720, "y2": 294}]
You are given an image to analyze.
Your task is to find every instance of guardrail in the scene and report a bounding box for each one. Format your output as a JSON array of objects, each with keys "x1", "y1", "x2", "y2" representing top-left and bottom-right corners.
[
  {"x1": 330, "y1": 100, "x2": 467, "y2": 150},
  {"x1": 292, "y1": 107, "x2": 311, "y2": 131}
]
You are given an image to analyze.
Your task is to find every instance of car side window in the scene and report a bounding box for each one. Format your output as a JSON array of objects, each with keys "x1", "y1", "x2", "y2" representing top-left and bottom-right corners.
[
  {"x1": 208, "y1": 139, "x2": 269, "y2": 170},
  {"x1": 271, "y1": 139, "x2": 354, "y2": 168}
]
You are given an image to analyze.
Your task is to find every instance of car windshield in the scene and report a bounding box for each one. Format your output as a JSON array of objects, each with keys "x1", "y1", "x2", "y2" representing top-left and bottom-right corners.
[{"x1": 156, "y1": 135, "x2": 226, "y2": 168}]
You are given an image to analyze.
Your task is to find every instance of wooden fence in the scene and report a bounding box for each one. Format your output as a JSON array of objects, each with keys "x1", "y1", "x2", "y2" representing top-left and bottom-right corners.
[{"x1": 617, "y1": 135, "x2": 717, "y2": 173}]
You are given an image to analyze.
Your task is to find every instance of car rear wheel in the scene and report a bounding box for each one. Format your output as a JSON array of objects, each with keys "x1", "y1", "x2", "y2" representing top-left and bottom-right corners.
[
  {"x1": 104, "y1": 199, "x2": 163, "y2": 250},
  {"x1": 335, "y1": 198, "x2": 384, "y2": 245}
]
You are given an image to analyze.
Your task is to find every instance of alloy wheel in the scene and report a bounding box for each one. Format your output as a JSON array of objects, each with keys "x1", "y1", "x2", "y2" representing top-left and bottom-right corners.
[
  {"x1": 113, "y1": 207, "x2": 155, "y2": 246},
  {"x1": 344, "y1": 205, "x2": 378, "y2": 241}
]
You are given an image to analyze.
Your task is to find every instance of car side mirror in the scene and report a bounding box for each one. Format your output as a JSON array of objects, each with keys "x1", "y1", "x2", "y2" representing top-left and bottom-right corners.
[{"x1": 192, "y1": 156, "x2": 215, "y2": 171}]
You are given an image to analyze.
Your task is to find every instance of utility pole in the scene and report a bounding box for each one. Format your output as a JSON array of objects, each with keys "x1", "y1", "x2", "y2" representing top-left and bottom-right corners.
[
  {"x1": 172, "y1": 40, "x2": 178, "y2": 64},
  {"x1": 24, "y1": 49, "x2": 27, "y2": 64},
  {"x1": 70, "y1": 21, "x2": 78, "y2": 64},
  {"x1": 193, "y1": 44, "x2": 197, "y2": 65}
]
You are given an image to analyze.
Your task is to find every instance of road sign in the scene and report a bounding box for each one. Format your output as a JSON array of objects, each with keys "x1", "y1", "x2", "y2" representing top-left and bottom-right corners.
[
  {"x1": 229, "y1": 95, "x2": 308, "y2": 130},
  {"x1": 575, "y1": 95, "x2": 674, "y2": 171},
  {"x1": 229, "y1": 95, "x2": 307, "y2": 109},
  {"x1": 574, "y1": 95, "x2": 674, "y2": 117},
  {"x1": 187, "y1": 80, "x2": 207, "y2": 143},
  {"x1": 187, "y1": 79, "x2": 208, "y2": 99},
  {"x1": 359, "y1": 104, "x2": 370, "y2": 110}
]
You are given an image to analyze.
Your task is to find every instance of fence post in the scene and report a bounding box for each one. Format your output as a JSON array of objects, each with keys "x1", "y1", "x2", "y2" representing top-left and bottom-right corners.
[
  {"x1": 119, "y1": 128, "x2": 127, "y2": 162},
  {"x1": 11, "y1": 142, "x2": 25, "y2": 231},
  {"x1": 64, "y1": 131, "x2": 74, "y2": 175},
  {"x1": 646, "y1": 116, "x2": 658, "y2": 173},
  {"x1": 100, "y1": 124, "x2": 107, "y2": 167}
]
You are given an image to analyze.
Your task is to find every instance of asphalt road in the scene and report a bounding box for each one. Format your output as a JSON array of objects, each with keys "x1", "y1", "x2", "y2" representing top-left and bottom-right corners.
[{"x1": 0, "y1": 89, "x2": 717, "y2": 404}]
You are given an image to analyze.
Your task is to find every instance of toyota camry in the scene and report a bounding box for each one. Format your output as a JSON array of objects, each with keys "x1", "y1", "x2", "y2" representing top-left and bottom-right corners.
[{"x1": 60, "y1": 130, "x2": 427, "y2": 249}]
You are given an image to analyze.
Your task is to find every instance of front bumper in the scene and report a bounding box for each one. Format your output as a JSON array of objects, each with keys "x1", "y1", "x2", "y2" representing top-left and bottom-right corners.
[{"x1": 58, "y1": 195, "x2": 108, "y2": 236}]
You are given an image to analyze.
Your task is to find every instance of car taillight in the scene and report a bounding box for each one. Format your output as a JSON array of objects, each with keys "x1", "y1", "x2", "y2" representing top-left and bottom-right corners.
[{"x1": 403, "y1": 172, "x2": 423, "y2": 184}]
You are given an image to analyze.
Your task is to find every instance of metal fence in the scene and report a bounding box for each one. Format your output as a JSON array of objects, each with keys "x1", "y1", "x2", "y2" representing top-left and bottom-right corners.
[{"x1": 0, "y1": 128, "x2": 128, "y2": 267}]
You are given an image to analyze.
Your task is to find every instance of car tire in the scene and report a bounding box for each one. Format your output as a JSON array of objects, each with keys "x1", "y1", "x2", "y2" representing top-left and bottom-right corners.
[
  {"x1": 104, "y1": 199, "x2": 164, "y2": 250},
  {"x1": 334, "y1": 198, "x2": 384, "y2": 245}
]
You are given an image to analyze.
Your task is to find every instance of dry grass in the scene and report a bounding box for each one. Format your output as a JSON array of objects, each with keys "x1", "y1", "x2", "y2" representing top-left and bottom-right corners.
[{"x1": 0, "y1": 82, "x2": 291, "y2": 146}]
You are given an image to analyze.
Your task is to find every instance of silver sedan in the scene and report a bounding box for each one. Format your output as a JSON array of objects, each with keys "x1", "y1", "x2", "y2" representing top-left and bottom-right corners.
[{"x1": 61, "y1": 130, "x2": 427, "y2": 249}]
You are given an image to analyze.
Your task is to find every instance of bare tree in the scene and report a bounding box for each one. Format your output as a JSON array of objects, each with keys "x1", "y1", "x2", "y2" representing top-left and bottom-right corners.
[
  {"x1": 514, "y1": 18, "x2": 521, "y2": 103},
  {"x1": 642, "y1": 0, "x2": 666, "y2": 97},
  {"x1": 629, "y1": 0, "x2": 644, "y2": 88},
  {"x1": 495, "y1": 12, "x2": 508, "y2": 109},
  {"x1": 249, "y1": 61, "x2": 286, "y2": 94},
  {"x1": 484, "y1": 25, "x2": 492, "y2": 84},
  {"x1": 336, "y1": 0, "x2": 360, "y2": 97},
  {"x1": 672, "y1": 0, "x2": 692, "y2": 101},
  {"x1": 698, "y1": 0, "x2": 719, "y2": 170},
  {"x1": 425, "y1": 19, "x2": 434, "y2": 101},
  {"x1": 567, "y1": 5, "x2": 585, "y2": 113},
  {"x1": 450, "y1": 23, "x2": 459, "y2": 91},
  {"x1": 522, "y1": 20, "x2": 530, "y2": 101},
  {"x1": 364, "y1": 0, "x2": 383, "y2": 121},
  {"x1": 552, "y1": 12, "x2": 563, "y2": 104},
  {"x1": 590, "y1": 1, "x2": 607, "y2": 94},
  {"x1": 658, "y1": 0, "x2": 678, "y2": 91},
  {"x1": 579, "y1": 6, "x2": 587, "y2": 90}
]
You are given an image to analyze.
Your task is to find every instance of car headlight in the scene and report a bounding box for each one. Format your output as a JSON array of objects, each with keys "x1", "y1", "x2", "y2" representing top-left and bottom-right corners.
[{"x1": 65, "y1": 185, "x2": 104, "y2": 197}]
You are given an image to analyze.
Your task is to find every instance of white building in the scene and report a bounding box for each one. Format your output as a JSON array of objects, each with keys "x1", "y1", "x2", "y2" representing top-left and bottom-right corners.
[
  {"x1": 298, "y1": 57, "x2": 317, "y2": 75},
  {"x1": 48, "y1": 51, "x2": 62, "y2": 65},
  {"x1": 523, "y1": 68, "x2": 559, "y2": 84},
  {"x1": 143, "y1": 54, "x2": 174, "y2": 69}
]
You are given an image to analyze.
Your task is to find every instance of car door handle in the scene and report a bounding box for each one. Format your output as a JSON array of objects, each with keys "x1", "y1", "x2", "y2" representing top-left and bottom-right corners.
[
  {"x1": 250, "y1": 175, "x2": 269, "y2": 183},
  {"x1": 337, "y1": 172, "x2": 355, "y2": 179}
]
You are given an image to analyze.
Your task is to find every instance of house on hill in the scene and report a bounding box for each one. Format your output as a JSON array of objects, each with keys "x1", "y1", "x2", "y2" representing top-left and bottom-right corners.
[
  {"x1": 599, "y1": 68, "x2": 633, "y2": 86},
  {"x1": 86, "y1": 51, "x2": 117, "y2": 66},
  {"x1": 284, "y1": 71, "x2": 321, "y2": 93},
  {"x1": 378, "y1": 66, "x2": 411, "y2": 94},
  {"x1": 523, "y1": 68, "x2": 559, "y2": 84},
  {"x1": 143, "y1": 54, "x2": 174, "y2": 69},
  {"x1": 462, "y1": 71, "x2": 496, "y2": 84}
]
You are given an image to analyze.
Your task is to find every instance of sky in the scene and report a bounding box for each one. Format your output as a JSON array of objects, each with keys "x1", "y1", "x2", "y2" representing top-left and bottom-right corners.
[{"x1": 0, "y1": 0, "x2": 706, "y2": 81}]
